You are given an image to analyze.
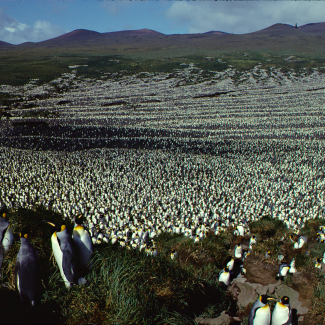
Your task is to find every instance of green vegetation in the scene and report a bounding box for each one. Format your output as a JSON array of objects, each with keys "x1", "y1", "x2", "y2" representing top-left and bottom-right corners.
[
  {"x1": 249, "y1": 215, "x2": 286, "y2": 240},
  {"x1": 0, "y1": 207, "x2": 231, "y2": 324},
  {"x1": 1, "y1": 48, "x2": 325, "y2": 86},
  {"x1": 311, "y1": 273, "x2": 325, "y2": 324}
]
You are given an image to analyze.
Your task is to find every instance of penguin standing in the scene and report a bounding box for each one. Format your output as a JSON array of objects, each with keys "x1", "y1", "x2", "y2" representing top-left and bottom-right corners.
[
  {"x1": 227, "y1": 257, "x2": 235, "y2": 272},
  {"x1": 289, "y1": 258, "x2": 296, "y2": 274},
  {"x1": 0, "y1": 212, "x2": 14, "y2": 269},
  {"x1": 15, "y1": 229, "x2": 41, "y2": 306},
  {"x1": 234, "y1": 243, "x2": 243, "y2": 259},
  {"x1": 48, "y1": 221, "x2": 84, "y2": 288},
  {"x1": 249, "y1": 235, "x2": 257, "y2": 250},
  {"x1": 72, "y1": 215, "x2": 93, "y2": 277},
  {"x1": 271, "y1": 296, "x2": 292, "y2": 325},
  {"x1": 277, "y1": 262, "x2": 290, "y2": 280},
  {"x1": 170, "y1": 248, "x2": 178, "y2": 260},
  {"x1": 218, "y1": 267, "x2": 230, "y2": 286},
  {"x1": 249, "y1": 295, "x2": 275, "y2": 325}
]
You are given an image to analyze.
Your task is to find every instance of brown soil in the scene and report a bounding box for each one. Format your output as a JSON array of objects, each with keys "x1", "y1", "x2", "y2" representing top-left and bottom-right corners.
[
  {"x1": 244, "y1": 254, "x2": 279, "y2": 285},
  {"x1": 291, "y1": 269, "x2": 317, "y2": 310}
]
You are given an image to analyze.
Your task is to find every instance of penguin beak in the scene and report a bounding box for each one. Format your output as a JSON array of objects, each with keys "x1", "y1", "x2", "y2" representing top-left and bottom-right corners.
[
  {"x1": 47, "y1": 222, "x2": 56, "y2": 227},
  {"x1": 267, "y1": 297, "x2": 276, "y2": 301}
]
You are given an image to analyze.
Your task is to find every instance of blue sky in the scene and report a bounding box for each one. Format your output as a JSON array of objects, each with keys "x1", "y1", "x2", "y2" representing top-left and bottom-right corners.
[{"x1": 0, "y1": 0, "x2": 325, "y2": 44}]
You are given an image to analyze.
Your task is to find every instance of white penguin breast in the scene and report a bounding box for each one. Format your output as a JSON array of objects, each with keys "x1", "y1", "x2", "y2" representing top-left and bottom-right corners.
[
  {"x1": 51, "y1": 233, "x2": 70, "y2": 287},
  {"x1": 219, "y1": 272, "x2": 230, "y2": 285},
  {"x1": 254, "y1": 305, "x2": 270, "y2": 325},
  {"x1": 271, "y1": 303, "x2": 289, "y2": 325}
]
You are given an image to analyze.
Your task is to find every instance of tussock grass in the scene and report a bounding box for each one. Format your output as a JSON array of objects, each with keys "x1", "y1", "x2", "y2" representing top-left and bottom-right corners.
[
  {"x1": 249, "y1": 216, "x2": 287, "y2": 240},
  {"x1": 0, "y1": 207, "x2": 230, "y2": 324},
  {"x1": 311, "y1": 273, "x2": 325, "y2": 324}
]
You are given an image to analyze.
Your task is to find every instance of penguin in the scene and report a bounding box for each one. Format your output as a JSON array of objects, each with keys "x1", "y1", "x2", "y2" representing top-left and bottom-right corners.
[
  {"x1": 289, "y1": 258, "x2": 296, "y2": 274},
  {"x1": 265, "y1": 251, "x2": 271, "y2": 259},
  {"x1": 72, "y1": 215, "x2": 93, "y2": 277},
  {"x1": 315, "y1": 257, "x2": 322, "y2": 269},
  {"x1": 170, "y1": 248, "x2": 178, "y2": 260},
  {"x1": 234, "y1": 243, "x2": 243, "y2": 259},
  {"x1": 277, "y1": 254, "x2": 285, "y2": 264},
  {"x1": 271, "y1": 296, "x2": 292, "y2": 325},
  {"x1": 248, "y1": 295, "x2": 275, "y2": 325},
  {"x1": 15, "y1": 228, "x2": 41, "y2": 306},
  {"x1": 277, "y1": 262, "x2": 290, "y2": 280},
  {"x1": 0, "y1": 212, "x2": 14, "y2": 269},
  {"x1": 249, "y1": 235, "x2": 257, "y2": 250},
  {"x1": 47, "y1": 221, "x2": 84, "y2": 288},
  {"x1": 227, "y1": 257, "x2": 235, "y2": 272},
  {"x1": 242, "y1": 249, "x2": 250, "y2": 262},
  {"x1": 323, "y1": 251, "x2": 325, "y2": 265},
  {"x1": 293, "y1": 235, "x2": 307, "y2": 249},
  {"x1": 218, "y1": 267, "x2": 230, "y2": 286}
]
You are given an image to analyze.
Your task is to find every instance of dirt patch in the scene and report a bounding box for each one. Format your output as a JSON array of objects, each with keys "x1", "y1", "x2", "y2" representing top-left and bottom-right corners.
[
  {"x1": 291, "y1": 269, "x2": 316, "y2": 310},
  {"x1": 244, "y1": 255, "x2": 279, "y2": 285}
]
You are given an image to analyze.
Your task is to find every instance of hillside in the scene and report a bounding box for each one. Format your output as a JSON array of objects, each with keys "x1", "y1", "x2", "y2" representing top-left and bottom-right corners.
[{"x1": 0, "y1": 22, "x2": 324, "y2": 85}]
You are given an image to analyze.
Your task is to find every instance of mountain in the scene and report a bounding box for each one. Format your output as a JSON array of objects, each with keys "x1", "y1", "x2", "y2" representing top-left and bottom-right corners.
[
  {"x1": 103, "y1": 29, "x2": 164, "y2": 36},
  {"x1": 0, "y1": 40, "x2": 13, "y2": 47},
  {"x1": 298, "y1": 22, "x2": 325, "y2": 34},
  {"x1": 3, "y1": 22, "x2": 325, "y2": 50},
  {"x1": 203, "y1": 31, "x2": 229, "y2": 35}
]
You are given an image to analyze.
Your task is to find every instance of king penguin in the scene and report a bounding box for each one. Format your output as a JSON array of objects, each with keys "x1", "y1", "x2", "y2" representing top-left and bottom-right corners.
[
  {"x1": 277, "y1": 262, "x2": 290, "y2": 280},
  {"x1": 249, "y1": 295, "x2": 275, "y2": 325},
  {"x1": 48, "y1": 221, "x2": 84, "y2": 288},
  {"x1": 15, "y1": 228, "x2": 41, "y2": 306},
  {"x1": 0, "y1": 212, "x2": 14, "y2": 269},
  {"x1": 218, "y1": 267, "x2": 230, "y2": 286},
  {"x1": 234, "y1": 243, "x2": 243, "y2": 259},
  {"x1": 271, "y1": 296, "x2": 292, "y2": 325},
  {"x1": 72, "y1": 215, "x2": 93, "y2": 277}
]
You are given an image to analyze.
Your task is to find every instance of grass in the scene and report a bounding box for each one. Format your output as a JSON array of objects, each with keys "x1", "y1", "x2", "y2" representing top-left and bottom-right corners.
[
  {"x1": 1, "y1": 205, "x2": 325, "y2": 324},
  {"x1": 0, "y1": 47, "x2": 325, "y2": 86},
  {"x1": 0, "y1": 207, "x2": 230, "y2": 324},
  {"x1": 249, "y1": 215, "x2": 287, "y2": 240}
]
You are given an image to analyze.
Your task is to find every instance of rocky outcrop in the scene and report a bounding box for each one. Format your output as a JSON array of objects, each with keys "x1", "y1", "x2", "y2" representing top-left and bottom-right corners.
[{"x1": 228, "y1": 276, "x2": 310, "y2": 316}]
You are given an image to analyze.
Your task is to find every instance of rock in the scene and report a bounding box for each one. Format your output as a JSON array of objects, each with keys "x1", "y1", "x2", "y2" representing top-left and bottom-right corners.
[
  {"x1": 228, "y1": 280, "x2": 258, "y2": 309},
  {"x1": 267, "y1": 282, "x2": 278, "y2": 294},
  {"x1": 274, "y1": 284, "x2": 309, "y2": 315},
  {"x1": 234, "y1": 277, "x2": 247, "y2": 283},
  {"x1": 195, "y1": 311, "x2": 231, "y2": 325},
  {"x1": 255, "y1": 284, "x2": 268, "y2": 295}
]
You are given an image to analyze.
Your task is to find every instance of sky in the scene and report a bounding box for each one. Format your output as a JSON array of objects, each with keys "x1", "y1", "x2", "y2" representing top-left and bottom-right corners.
[{"x1": 0, "y1": 0, "x2": 324, "y2": 45}]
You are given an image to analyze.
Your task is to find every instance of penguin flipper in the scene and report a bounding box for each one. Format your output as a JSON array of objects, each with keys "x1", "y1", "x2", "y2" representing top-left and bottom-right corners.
[
  {"x1": 283, "y1": 306, "x2": 292, "y2": 325},
  {"x1": 0, "y1": 245, "x2": 4, "y2": 270},
  {"x1": 62, "y1": 250, "x2": 75, "y2": 284},
  {"x1": 15, "y1": 260, "x2": 22, "y2": 300}
]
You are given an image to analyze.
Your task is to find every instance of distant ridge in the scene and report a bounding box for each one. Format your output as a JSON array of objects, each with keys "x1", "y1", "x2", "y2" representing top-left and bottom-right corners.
[
  {"x1": 0, "y1": 40, "x2": 13, "y2": 47},
  {"x1": 104, "y1": 28, "x2": 164, "y2": 36},
  {"x1": 203, "y1": 31, "x2": 229, "y2": 35},
  {"x1": 2, "y1": 22, "x2": 325, "y2": 46},
  {"x1": 299, "y1": 22, "x2": 325, "y2": 33}
]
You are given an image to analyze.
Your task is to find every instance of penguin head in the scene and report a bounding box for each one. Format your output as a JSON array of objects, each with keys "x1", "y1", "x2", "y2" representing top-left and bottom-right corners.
[
  {"x1": 281, "y1": 296, "x2": 290, "y2": 306},
  {"x1": 74, "y1": 215, "x2": 85, "y2": 225},
  {"x1": 47, "y1": 221, "x2": 66, "y2": 233},
  {"x1": 20, "y1": 227, "x2": 29, "y2": 239},
  {"x1": 260, "y1": 295, "x2": 275, "y2": 304}
]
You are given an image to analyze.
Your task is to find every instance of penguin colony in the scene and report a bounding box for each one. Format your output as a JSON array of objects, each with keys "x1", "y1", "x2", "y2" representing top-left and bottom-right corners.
[{"x1": 1, "y1": 140, "x2": 325, "y2": 248}]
